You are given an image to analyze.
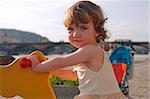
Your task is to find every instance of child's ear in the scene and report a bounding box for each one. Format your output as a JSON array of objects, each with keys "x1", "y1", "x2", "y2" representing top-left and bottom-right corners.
[
  {"x1": 95, "y1": 33, "x2": 101, "y2": 39},
  {"x1": 95, "y1": 33, "x2": 99, "y2": 37}
]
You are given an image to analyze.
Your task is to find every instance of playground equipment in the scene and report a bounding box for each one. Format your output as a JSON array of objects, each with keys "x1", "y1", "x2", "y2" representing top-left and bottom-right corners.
[
  {"x1": 0, "y1": 51, "x2": 56, "y2": 99},
  {"x1": 109, "y1": 44, "x2": 135, "y2": 97},
  {"x1": 0, "y1": 51, "x2": 78, "y2": 99}
]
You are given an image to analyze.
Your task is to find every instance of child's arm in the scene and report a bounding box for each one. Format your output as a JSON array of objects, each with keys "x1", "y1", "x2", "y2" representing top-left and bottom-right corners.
[{"x1": 31, "y1": 45, "x2": 94, "y2": 72}]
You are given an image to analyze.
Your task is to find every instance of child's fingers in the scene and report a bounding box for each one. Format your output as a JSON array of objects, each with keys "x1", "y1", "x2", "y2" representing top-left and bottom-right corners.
[{"x1": 27, "y1": 55, "x2": 40, "y2": 67}]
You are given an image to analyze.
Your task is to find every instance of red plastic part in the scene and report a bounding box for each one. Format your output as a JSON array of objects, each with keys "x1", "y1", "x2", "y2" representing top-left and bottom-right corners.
[{"x1": 20, "y1": 58, "x2": 32, "y2": 69}]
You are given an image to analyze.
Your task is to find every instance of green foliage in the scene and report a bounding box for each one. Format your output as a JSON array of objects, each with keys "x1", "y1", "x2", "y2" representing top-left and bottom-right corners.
[{"x1": 50, "y1": 75, "x2": 79, "y2": 87}]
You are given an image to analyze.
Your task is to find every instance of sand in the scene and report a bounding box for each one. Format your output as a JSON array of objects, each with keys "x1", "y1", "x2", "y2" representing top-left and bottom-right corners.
[{"x1": 128, "y1": 54, "x2": 150, "y2": 99}]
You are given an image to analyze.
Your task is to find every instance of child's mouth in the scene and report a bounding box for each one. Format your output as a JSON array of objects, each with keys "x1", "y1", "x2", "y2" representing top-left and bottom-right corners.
[{"x1": 73, "y1": 39, "x2": 82, "y2": 43}]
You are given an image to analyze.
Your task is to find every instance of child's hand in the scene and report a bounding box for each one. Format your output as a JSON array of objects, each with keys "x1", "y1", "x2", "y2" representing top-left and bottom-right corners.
[
  {"x1": 19, "y1": 55, "x2": 40, "y2": 69},
  {"x1": 27, "y1": 55, "x2": 40, "y2": 68}
]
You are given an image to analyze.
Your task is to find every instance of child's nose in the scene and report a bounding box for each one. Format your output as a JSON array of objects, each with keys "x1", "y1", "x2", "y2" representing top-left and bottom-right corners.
[{"x1": 73, "y1": 31, "x2": 81, "y2": 38}]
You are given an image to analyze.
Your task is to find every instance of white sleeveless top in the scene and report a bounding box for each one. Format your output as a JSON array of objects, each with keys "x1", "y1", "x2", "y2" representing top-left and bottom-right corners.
[{"x1": 74, "y1": 52, "x2": 121, "y2": 96}]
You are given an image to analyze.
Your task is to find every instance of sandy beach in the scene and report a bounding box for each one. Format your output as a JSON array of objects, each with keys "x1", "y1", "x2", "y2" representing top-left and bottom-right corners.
[{"x1": 129, "y1": 54, "x2": 150, "y2": 99}]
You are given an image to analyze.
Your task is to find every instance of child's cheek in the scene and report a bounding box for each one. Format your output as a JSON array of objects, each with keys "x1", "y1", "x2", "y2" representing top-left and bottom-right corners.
[{"x1": 68, "y1": 34, "x2": 73, "y2": 42}]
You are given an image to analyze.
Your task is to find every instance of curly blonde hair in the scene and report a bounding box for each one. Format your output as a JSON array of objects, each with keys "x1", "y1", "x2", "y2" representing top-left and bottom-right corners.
[{"x1": 64, "y1": 1, "x2": 108, "y2": 43}]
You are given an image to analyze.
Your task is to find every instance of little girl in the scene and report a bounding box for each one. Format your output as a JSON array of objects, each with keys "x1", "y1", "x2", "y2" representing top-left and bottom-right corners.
[{"x1": 31, "y1": 1, "x2": 126, "y2": 99}]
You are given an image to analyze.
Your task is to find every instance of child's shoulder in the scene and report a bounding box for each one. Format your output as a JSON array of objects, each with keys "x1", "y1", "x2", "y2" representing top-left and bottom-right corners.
[
  {"x1": 79, "y1": 44, "x2": 102, "y2": 55},
  {"x1": 80, "y1": 44, "x2": 99, "y2": 50}
]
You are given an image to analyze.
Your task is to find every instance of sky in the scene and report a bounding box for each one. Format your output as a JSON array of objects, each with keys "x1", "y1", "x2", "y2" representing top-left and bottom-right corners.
[{"x1": 0, "y1": 0, "x2": 149, "y2": 42}]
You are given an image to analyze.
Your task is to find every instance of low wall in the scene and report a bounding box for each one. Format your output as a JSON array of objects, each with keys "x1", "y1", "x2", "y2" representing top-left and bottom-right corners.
[{"x1": 52, "y1": 86, "x2": 80, "y2": 99}]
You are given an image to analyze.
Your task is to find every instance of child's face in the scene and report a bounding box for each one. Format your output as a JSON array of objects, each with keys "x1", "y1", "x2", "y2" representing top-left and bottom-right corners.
[{"x1": 66, "y1": 21, "x2": 97, "y2": 48}]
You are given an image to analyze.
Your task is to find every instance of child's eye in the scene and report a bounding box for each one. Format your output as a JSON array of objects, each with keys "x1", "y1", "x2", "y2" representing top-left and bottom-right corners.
[
  {"x1": 67, "y1": 27, "x2": 74, "y2": 33},
  {"x1": 81, "y1": 26, "x2": 88, "y2": 30}
]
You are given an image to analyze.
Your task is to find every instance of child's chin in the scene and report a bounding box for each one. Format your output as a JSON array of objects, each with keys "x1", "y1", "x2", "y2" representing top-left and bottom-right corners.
[
  {"x1": 74, "y1": 45, "x2": 80, "y2": 48},
  {"x1": 72, "y1": 44, "x2": 81, "y2": 48},
  {"x1": 72, "y1": 42, "x2": 88, "y2": 48}
]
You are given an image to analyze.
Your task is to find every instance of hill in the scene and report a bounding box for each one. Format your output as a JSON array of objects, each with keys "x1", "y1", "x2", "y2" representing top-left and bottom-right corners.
[{"x1": 0, "y1": 28, "x2": 50, "y2": 43}]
